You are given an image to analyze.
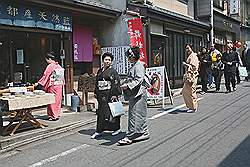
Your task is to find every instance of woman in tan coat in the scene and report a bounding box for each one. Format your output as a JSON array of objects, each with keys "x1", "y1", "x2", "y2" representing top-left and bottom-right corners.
[{"x1": 182, "y1": 44, "x2": 200, "y2": 113}]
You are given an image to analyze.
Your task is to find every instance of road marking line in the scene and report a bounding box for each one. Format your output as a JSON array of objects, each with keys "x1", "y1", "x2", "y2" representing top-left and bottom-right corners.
[
  {"x1": 149, "y1": 97, "x2": 203, "y2": 120},
  {"x1": 29, "y1": 144, "x2": 90, "y2": 167}
]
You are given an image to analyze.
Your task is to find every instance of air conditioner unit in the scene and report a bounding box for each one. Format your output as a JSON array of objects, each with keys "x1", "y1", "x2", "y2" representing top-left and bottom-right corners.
[
  {"x1": 130, "y1": 0, "x2": 144, "y2": 4},
  {"x1": 130, "y1": 0, "x2": 153, "y2": 5},
  {"x1": 247, "y1": 16, "x2": 250, "y2": 26}
]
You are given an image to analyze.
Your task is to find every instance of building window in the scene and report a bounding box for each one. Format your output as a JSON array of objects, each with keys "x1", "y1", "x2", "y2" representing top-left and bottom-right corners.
[
  {"x1": 214, "y1": 0, "x2": 224, "y2": 10},
  {"x1": 177, "y1": 0, "x2": 188, "y2": 5}
]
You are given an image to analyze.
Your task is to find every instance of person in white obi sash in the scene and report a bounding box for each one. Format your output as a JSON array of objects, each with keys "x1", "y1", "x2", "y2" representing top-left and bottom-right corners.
[{"x1": 91, "y1": 53, "x2": 122, "y2": 139}]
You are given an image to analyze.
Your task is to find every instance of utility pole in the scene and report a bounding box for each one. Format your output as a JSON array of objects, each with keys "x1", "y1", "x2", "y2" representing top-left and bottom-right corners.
[{"x1": 210, "y1": 0, "x2": 214, "y2": 46}]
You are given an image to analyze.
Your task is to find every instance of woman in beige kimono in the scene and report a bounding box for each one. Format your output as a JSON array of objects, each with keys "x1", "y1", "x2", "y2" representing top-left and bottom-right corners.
[{"x1": 182, "y1": 44, "x2": 200, "y2": 113}]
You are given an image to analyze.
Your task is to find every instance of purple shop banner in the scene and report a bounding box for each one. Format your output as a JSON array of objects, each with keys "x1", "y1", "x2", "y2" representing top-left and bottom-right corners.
[{"x1": 73, "y1": 25, "x2": 93, "y2": 62}]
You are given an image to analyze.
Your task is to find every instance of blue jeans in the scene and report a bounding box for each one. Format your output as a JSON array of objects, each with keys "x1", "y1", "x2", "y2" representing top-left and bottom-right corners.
[{"x1": 207, "y1": 68, "x2": 213, "y2": 86}]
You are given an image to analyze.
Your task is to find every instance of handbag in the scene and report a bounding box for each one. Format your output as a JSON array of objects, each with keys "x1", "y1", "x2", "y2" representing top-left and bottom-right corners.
[
  {"x1": 108, "y1": 100, "x2": 125, "y2": 117},
  {"x1": 238, "y1": 66, "x2": 248, "y2": 77}
]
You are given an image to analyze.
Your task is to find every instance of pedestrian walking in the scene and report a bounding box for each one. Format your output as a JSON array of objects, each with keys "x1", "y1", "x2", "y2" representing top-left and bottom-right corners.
[
  {"x1": 210, "y1": 44, "x2": 223, "y2": 91},
  {"x1": 232, "y1": 46, "x2": 243, "y2": 84},
  {"x1": 35, "y1": 51, "x2": 64, "y2": 121},
  {"x1": 91, "y1": 52, "x2": 122, "y2": 139},
  {"x1": 118, "y1": 46, "x2": 149, "y2": 145},
  {"x1": 198, "y1": 47, "x2": 211, "y2": 94},
  {"x1": 181, "y1": 44, "x2": 199, "y2": 113},
  {"x1": 222, "y1": 43, "x2": 239, "y2": 93},
  {"x1": 242, "y1": 44, "x2": 250, "y2": 81},
  {"x1": 208, "y1": 45, "x2": 220, "y2": 88}
]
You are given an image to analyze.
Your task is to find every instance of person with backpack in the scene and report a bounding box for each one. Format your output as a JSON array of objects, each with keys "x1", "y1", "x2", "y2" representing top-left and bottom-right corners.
[{"x1": 210, "y1": 44, "x2": 223, "y2": 92}]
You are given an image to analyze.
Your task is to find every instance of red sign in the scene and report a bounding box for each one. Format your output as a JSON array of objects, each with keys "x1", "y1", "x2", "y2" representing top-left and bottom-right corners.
[{"x1": 127, "y1": 18, "x2": 148, "y2": 66}]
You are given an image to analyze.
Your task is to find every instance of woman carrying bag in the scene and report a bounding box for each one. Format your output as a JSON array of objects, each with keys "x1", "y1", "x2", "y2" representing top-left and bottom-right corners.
[{"x1": 91, "y1": 52, "x2": 122, "y2": 139}]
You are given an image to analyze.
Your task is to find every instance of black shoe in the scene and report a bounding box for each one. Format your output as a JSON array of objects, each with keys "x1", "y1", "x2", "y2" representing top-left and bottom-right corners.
[{"x1": 225, "y1": 90, "x2": 231, "y2": 94}]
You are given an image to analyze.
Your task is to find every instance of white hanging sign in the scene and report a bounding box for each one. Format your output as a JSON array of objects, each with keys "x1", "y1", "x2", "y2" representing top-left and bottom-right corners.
[
  {"x1": 229, "y1": 0, "x2": 240, "y2": 15},
  {"x1": 101, "y1": 46, "x2": 130, "y2": 75}
]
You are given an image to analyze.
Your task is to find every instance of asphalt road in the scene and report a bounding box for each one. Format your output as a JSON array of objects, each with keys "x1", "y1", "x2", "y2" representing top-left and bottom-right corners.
[{"x1": 1, "y1": 81, "x2": 250, "y2": 167}]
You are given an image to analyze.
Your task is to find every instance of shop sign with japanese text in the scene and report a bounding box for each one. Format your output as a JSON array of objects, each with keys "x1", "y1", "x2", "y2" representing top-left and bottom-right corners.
[
  {"x1": 127, "y1": 18, "x2": 148, "y2": 66},
  {"x1": 229, "y1": 0, "x2": 240, "y2": 15},
  {"x1": 0, "y1": 2, "x2": 72, "y2": 32}
]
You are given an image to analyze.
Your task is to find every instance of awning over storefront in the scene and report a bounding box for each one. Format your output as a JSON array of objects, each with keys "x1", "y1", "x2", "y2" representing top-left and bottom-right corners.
[{"x1": 24, "y1": 0, "x2": 122, "y2": 18}]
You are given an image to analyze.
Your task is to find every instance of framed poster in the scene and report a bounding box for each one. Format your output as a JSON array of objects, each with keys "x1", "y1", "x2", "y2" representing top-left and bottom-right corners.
[
  {"x1": 16, "y1": 49, "x2": 24, "y2": 64},
  {"x1": 146, "y1": 66, "x2": 173, "y2": 108}
]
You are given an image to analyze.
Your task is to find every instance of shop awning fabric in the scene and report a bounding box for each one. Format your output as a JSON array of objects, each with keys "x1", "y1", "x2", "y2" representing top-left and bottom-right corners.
[{"x1": 24, "y1": 0, "x2": 122, "y2": 18}]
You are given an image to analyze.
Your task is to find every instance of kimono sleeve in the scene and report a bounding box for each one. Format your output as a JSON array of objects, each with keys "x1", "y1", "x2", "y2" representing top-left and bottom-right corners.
[
  {"x1": 38, "y1": 64, "x2": 53, "y2": 87},
  {"x1": 94, "y1": 68, "x2": 101, "y2": 95},
  {"x1": 110, "y1": 69, "x2": 122, "y2": 96},
  {"x1": 127, "y1": 63, "x2": 145, "y2": 90},
  {"x1": 187, "y1": 54, "x2": 199, "y2": 72}
]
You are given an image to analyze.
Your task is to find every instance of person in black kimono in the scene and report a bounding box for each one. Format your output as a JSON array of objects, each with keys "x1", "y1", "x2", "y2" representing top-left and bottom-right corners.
[{"x1": 91, "y1": 52, "x2": 122, "y2": 139}]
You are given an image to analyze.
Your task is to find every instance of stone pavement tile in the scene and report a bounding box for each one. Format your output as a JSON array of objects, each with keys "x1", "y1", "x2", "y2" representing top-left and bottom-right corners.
[
  {"x1": 0, "y1": 85, "x2": 201, "y2": 152},
  {"x1": 0, "y1": 108, "x2": 97, "y2": 152}
]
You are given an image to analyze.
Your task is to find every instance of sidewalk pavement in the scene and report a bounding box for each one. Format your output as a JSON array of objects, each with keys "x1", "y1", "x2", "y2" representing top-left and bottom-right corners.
[{"x1": 0, "y1": 86, "x2": 201, "y2": 153}]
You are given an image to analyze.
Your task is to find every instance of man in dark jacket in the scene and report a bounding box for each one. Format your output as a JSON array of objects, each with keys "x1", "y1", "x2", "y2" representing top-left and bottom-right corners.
[
  {"x1": 242, "y1": 44, "x2": 250, "y2": 81},
  {"x1": 198, "y1": 47, "x2": 211, "y2": 94},
  {"x1": 222, "y1": 43, "x2": 239, "y2": 93}
]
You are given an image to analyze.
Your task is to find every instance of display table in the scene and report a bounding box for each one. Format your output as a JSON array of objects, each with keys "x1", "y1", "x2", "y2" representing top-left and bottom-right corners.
[{"x1": 0, "y1": 93, "x2": 55, "y2": 135}]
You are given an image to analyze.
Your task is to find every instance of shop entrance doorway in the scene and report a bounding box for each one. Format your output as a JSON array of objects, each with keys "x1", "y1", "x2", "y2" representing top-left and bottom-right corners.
[{"x1": 0, "y1": 29, "x2": 61, "y2": 86}]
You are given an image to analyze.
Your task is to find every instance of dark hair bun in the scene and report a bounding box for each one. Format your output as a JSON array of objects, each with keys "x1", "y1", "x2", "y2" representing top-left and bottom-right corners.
[
  {"x1": 126, "y1": 46, "x2": 140, "y2": 60},
  {"x1": 102, "y1": 52, "x2": 114, "y2": 61},
  {"x1": 45, "y1": 51, "x2": 56, "y2": 60}
]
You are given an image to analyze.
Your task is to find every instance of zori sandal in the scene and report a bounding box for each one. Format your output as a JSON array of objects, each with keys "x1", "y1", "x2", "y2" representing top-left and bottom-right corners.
[{"x1": 118, "y1": 137, "x2": 133, "y2": 145}]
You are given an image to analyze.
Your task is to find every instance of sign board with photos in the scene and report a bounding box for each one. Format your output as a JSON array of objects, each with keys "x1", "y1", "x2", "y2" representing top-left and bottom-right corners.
[
  {"x1": 146, "y1": 66, "x2": 173, "y2": 108},
  {"x1": 101, "y1": 46, "x2": 131, "y2": 75}
]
